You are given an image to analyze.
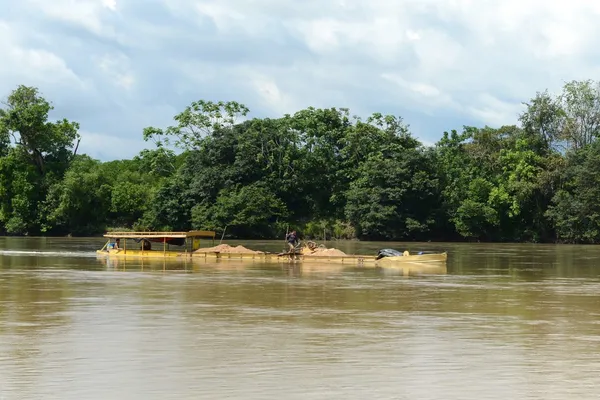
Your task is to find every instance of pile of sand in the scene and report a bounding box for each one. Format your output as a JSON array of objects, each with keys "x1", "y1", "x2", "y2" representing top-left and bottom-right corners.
[
  {"x1": 194, "y1": 244, "x2": 264, "y2": 254},
  {"x1": 305, "y1": 247, "x2": 347, "y2": 257}
]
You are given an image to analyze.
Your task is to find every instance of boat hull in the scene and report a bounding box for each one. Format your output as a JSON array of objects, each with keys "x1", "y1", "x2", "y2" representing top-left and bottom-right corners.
[
  {"x1": 375, "y1": 252, "x2": 447, "y2": 266},
  {"x1": 97, "y1": 249, "x2": 188, "y2": 258}
]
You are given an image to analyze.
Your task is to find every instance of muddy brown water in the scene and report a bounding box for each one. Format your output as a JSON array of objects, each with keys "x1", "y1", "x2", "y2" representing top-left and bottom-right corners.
[{"x1": 1, "y1": 237, "x2": 600, "y2": 399}]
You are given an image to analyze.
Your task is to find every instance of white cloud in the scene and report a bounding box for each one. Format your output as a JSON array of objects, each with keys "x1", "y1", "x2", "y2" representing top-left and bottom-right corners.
[
  {"x1": 195, "y1": 2, "x2": 247, "y2": 32},
  {"x1": 102, "y1": 0, "x2": 117, "y2": 11},
  {"x1": 467, "y1": 94, "x2": 524, "y2": 127},
  {"x1": 0, "y1": 22, "x2": 85, "y2": 91},
  {"x1": 24, "y1": 0, "x2": 119, "y2": 39},
  {"x1": 380, "y1": 74, "x2": 457, "y2": 113},
  {"x1": 96, "y1": 53, "x2": 135, "y2": 90},
  {"x1": 406, "y1": 29, "x2": 420, "y2": 41},
  {"x1": 77, "y1": 130, "x2": 148, "y2": 160},
  {"x1": 252, "y1": 76, "x2": 289, "y2": 113},
  {"x1": 2, "y1": 0, "x2": 600, "y2": 160}
]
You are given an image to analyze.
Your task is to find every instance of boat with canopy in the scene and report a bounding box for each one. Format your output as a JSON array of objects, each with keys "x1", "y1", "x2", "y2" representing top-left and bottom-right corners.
[
  {"x1": 97, "y1": 230, "x2": 217, "y2": 258},
  {"x1": 97, "y1": 231, "x2": 447, "y2": 268}
]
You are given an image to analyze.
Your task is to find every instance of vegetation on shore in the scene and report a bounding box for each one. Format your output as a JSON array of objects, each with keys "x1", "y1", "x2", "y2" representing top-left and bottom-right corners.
[{"x1": 2, "y1": 81, "x2": 600, "y2": 243}]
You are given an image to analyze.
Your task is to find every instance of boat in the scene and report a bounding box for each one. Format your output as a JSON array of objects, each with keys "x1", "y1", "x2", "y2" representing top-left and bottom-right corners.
[
  {"x1": 97, "y1": 230, "x2": 217, "y2": 258},
  {"x1": 96, "y1": 231, "x2": 447, "y2": 270}
]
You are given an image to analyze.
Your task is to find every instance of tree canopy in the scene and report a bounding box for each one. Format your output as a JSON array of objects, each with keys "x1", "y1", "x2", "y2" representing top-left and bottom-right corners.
[{"x1": 2, "y1": 81, "x2": 600, "y2": 243}]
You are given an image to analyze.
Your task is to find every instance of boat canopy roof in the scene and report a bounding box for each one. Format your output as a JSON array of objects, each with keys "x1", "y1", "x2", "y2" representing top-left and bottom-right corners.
[{"x1": 103, "y1": 230, "x2": 216, "y2": 239}]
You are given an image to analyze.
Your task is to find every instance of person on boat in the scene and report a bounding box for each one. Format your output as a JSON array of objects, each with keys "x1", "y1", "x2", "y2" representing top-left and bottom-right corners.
[
  {"x1": 107, "y1": 239, "x2": 120, "y2": 250},
  {"x1": 286, "y1": 230, "x2": 298, "y2": 251}
]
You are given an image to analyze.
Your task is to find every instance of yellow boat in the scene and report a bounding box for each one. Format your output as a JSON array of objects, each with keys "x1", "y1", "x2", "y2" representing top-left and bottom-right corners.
[
  {"x1": 97, "y1": 231, "x2": 447, "y2": 270},
  {"x1": 97, "y1": 230, "x2": 217, "y2": 258}
]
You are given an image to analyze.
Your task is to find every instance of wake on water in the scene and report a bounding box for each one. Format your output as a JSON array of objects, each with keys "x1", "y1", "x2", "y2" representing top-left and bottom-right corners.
[{"x1": 0, "y1": 250, "x2": 98, "y2": 258}]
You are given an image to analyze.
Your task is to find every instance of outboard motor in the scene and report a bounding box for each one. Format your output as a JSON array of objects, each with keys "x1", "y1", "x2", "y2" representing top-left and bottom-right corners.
[{"x1": 376, "y1": 248, "x2": 404, "y2": 260}]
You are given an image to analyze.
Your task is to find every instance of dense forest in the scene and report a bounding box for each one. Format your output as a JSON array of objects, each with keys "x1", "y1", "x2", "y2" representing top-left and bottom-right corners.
[{"x1": 1, "y1": 81, "x2": 600, "y2": 243}]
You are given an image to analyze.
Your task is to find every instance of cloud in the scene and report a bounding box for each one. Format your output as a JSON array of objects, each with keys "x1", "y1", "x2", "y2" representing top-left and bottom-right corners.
[
  {"x1": 77, "y1": 130, "x2": 149, "y2": 160},
  {"x1": 0, "y1": 22, "x2": 85, "y2": 88},
  {"x1": 96, "y1": 52, "x2": 135, "y2": 90},
  {"x1": 1, "y1": 0, "x2": 600, "y2": 160}
]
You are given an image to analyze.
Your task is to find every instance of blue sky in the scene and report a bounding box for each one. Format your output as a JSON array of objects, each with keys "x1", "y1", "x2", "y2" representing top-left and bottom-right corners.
[{"x1": 1, "y1": 0, "x2": 598, "y2": 160}]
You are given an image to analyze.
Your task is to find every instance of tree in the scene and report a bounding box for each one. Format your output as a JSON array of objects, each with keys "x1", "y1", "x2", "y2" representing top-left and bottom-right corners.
[
  {"x1": 142, "y1": 100, "x2": 249, "y2": 150},
  {"x1": 0, "y1": 109, "x2": 8, "y2": 156},
  {"x1": 0, "y1": 85, "x2": 81, "y2": 235},
  {"x1": 560, "y1": 80, "x2": 600, "y2": 149},
  {"x1": 546, "y1": 141, "x2": 600, "y2": 243},
  {"x1": 434, "y1": 125, "x2": 554, "y2": 241},
  {"x1": 288, "y1": 107, "x2": 351, "y2": 220},
  {"x1": 133, "y1": 148, "x2": 178, "y2": 178},
  {"x1": 520, "y1": 80, "x2": 600, "y2": 151},
  {"x1": 0, "y1": 85, "x2": 80, "y2": 175},
  {"x1": 519, "y1": 89, "x2": 563, "y2": 152},
  {"x1": 191, "y1": 183, "x2": 288, "y2": 238},
  {"x1": 0, "y1": 151, "x2": 40, "y2": 234},
  {"x1": 41, "y1": 156, "x2": 112, "y2": 235},
  {"x1": 345, "y1": 141, "x2": 439, "y2": 240}
]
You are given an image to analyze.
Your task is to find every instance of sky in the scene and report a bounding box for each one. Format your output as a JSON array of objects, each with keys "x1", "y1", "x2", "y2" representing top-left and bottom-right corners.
[{"x1": 2, "y1": 0, "x2": 600, "y2": 161}]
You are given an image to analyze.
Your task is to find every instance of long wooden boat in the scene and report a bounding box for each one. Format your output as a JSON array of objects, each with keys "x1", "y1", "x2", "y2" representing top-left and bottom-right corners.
[
  {"x1": 97, "y1": 231, "x2": 447, "y2": 270},
  {"x1": 193, "y1": 249, "x2": 447, "y2": 265}
]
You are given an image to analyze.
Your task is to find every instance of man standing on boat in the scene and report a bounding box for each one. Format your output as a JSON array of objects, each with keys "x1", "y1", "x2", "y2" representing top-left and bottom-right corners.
[{"x1": 286, "y1": 230, "x2": 298, "y2": 252}]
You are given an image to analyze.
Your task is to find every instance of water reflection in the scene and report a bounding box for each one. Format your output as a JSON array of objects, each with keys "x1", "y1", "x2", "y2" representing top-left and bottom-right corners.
[{"x1": 94, "y1": 254, "x2": 448, "y2": 278}]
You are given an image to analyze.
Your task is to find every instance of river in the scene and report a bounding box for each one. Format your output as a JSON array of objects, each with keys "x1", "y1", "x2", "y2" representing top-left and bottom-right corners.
[{"x1": 1, "y1": 237, "x2": 600, "y2": 399}]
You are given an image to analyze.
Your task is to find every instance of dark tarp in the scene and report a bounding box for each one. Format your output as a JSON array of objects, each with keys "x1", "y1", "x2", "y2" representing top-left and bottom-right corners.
[{"x1": 134, "y1": 237, "x2": 187, "y2": 247}]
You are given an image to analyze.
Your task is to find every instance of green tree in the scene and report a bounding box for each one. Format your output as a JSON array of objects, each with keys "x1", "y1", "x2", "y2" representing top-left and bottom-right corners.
[
  {"x1": 519, "y1": 89, "x2": 563, "y2": 152},
  {"x1": 520, "y1": 80, "x2": 600, "y2": 151},
  {"x1": 191, "y1": 183, "x2": 288, "y2": 238},
  {"x1": 41, "y1": 156, "x2": 112, "y2": 235},
  {"x1": 435, "y1": 125, "x2": 555, "y2": 241},
  {"x1": 345, "y1": 139, "x2": 439, "y2": 240},
  {"x1": 143, "y1": 100, "x2": 249, "y2": 150},
  {"x1": 560, "y1": 80, "x2": 600, "y2": 149},
  {"x1": 0, "y1": 151, "x2": 40, "y2": 234},
  {"x1": 0, "y1": 85, "x2": 81, "y2": 234},
  {"x1": 546, "y1": 141, "x2": 600, "y2": 243},
  {"x1": 0, "y1": 85, "x2": 80, "y2": 175}
]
